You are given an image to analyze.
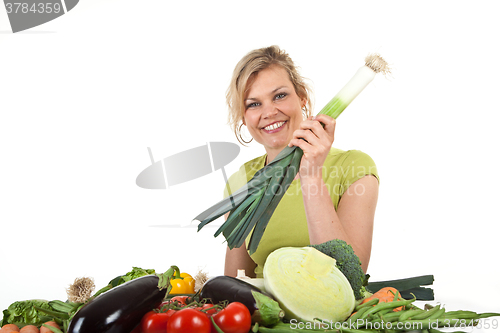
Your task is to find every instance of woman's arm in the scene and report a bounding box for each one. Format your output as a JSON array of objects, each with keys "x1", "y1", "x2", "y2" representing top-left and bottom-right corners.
[
  {"x1": 223, "y1": 212, "x2": 257, "y2": 277},
  {"x1": 301, "y1": 174, "x2": 378, "y2": 273},
  {"x1": 224, "y1": 243, "x2": 257, "y2": 278},
  {"x1": 289, "y1": 114, "x2": 379, "y2": 272}
]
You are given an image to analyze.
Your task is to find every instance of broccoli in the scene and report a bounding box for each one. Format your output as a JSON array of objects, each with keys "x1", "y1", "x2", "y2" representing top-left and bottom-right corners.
[{"x1": 309, "y1": 239, "x2": 368, "y2": 300}]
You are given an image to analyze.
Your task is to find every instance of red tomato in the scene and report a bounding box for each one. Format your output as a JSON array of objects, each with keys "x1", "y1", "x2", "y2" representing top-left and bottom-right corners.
[
  {"x1": 212, "y1": 302, "x2": 252, "y2": 333},
  {"x1": 189, "y1": 303, "x2": 219, "y2": 333},
  {"x1": 157, "y1": 301, "x2": 170, "y2": 310},
  {"x1": 197, "y1": 303, "x2": 218, "y2": 316},
  {"x1": 140, "y1": 310, "x2": 176, "y2": 333},
  {"x1": 168, "y1": 295, "x2": 191, "y2": 307},
  {"x1": 167, "y1": 308, "x2": 211, "y2": 333}
]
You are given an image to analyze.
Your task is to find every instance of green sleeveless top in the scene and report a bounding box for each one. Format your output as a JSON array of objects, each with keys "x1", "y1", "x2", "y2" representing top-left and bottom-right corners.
[{"x1": 223, "y1": 148, "x2": 379, "y2": 278}]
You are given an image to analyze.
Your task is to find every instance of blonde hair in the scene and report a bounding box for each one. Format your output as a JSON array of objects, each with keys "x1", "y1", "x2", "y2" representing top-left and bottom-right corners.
[{"x1": 226, "y1": 45, "x2": 313, "y2": 145}]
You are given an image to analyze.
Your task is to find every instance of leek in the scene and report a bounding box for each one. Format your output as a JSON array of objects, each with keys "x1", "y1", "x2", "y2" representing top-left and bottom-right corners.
[{"x1": 195, "y1": 54, "x2": 390, "y2": 254}]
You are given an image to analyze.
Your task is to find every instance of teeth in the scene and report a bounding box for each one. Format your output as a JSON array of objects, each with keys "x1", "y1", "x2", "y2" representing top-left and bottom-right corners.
[{"x1": 264, "y1": 121, "x2": 285, "y2": 131}]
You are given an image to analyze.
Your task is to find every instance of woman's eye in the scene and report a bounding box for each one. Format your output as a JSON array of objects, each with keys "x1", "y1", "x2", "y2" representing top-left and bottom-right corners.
[
  {"x1": 246, "y1": 102, "x2": 260, "y2": 109},
  {"x1": 275, "y1": 93, "x2": 287, "y2": 100}
]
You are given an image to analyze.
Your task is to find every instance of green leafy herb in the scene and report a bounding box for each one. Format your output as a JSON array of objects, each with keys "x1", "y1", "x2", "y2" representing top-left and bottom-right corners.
[{"x1": 1, "y1": 299, "x2": 53, "y2": 327}]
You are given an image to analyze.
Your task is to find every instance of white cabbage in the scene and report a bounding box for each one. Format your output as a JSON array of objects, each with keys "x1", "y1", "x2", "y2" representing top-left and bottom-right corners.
[{"x1": 263, "y1": 246, "x2": 355, "y2": 323}]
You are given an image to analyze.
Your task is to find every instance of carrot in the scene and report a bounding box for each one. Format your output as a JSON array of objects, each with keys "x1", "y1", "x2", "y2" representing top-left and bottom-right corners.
[
  {"x1": 39, "y1": 322, "x2": 59, "y2": 333},
  {"x1": 361, "y1": 287, "x2": 404, "y2": 311},
  {"x1": 1, "y1": 324, "x2": 20, "y2": 332},
  {"x1": 19, "y1": 325, "x2": 38, "y2": 333}
]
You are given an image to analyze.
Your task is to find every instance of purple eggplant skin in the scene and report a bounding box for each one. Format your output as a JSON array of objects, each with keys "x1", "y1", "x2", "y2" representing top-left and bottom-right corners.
[
  {"x1": 199, "y1": 276, "x2": 273, "y2": 314},
  {"x1": 67, "y1": 275, "x2": 166, "y2": 333}
]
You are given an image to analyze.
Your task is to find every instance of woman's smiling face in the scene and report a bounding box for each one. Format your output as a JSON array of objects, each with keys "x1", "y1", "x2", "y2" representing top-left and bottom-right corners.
[{"x1": 243, "y1": 65, "x2": 306, "y2": 160}]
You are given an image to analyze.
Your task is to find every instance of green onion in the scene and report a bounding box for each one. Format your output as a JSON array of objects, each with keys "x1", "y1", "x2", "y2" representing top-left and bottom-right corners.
[{"x1": 195, "y1": 54, "x2": 390, "y2": 254}]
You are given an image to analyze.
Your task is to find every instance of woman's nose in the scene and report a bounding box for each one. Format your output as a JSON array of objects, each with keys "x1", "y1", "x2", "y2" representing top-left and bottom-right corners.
[{"x1": 262, "y1": 103, "x2": 278, "y2": 118}]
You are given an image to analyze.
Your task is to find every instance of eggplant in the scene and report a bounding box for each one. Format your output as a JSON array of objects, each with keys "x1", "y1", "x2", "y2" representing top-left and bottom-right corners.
[
  {"x1": 67, "y1": 266, "x2": 178, "y2": 333},
  {"x1": 199, "y1": 275, "x2": 284, "y2": 326}
]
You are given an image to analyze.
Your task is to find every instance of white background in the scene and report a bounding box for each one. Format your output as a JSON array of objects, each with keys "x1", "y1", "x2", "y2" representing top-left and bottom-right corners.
[{"x1": 1, "y1": 1, "x2": 499, "y2": 332}]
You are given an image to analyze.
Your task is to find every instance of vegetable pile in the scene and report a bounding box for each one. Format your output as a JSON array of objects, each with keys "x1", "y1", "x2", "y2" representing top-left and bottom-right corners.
[
  {"x1": 0, "y1": 266, "x2": 205, "y2": 333},
  {"x1": 1, "y1": 255, "x2": 500, "y2": 333},
  {"x1": 0, "y1": 266, "x2": 280, "y2": 333},
  {"x1": 258, "y1": 290, "x2": 500, "y2": 333}
]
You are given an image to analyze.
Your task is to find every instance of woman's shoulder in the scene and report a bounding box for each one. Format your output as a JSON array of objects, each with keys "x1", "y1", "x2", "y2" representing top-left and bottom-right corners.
[
  {"x1": 223, "y1": 154, "x2": 266, "y2": 198},
  {"x1": 326, "y1": 147, "x2": 376, "y2": 166},
  {"x1": 325, "y1": 147, "x2": 379, "y2": 185},
  {"x1": 241, "y1": 154, "x2": 267, "y2": 175}
]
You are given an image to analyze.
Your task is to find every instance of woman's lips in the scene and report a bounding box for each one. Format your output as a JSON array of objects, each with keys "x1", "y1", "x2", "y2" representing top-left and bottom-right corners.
[{"x1": 262, "y1": 121, "x2": 286, "y2": 134}]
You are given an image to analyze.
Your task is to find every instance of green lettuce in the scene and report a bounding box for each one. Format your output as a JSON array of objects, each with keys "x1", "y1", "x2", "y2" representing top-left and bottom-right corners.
[
  {"x1": 107, "y1": 266, "x2": 156, "y2": 288},
  {"x1": 121, "y1": 267, "x2": 155, "y2": 283},
  {"x1": 1, "y1": 299, "x2": 53, "y2": 326}
]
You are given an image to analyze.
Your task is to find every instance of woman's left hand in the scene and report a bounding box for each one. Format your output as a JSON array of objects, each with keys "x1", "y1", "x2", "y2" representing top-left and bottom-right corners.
[{"x1": 288, "y1": 114, "x2": 336, "y2": 181}]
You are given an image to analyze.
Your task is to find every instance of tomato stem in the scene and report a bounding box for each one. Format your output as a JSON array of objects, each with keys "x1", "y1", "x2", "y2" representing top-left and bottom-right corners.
[{"x1": 210, "y1": 316, "x2": 225, "y2": 333}]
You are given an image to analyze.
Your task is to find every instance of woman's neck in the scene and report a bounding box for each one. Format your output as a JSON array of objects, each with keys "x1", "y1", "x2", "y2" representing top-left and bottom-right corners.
[{"x1": 264, "y1": 146, "x2": 286, "y2": 166}]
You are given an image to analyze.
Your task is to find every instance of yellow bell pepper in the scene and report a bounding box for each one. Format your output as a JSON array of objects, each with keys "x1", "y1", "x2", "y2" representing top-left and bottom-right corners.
[{"x1": 169, "y1": 272, "x2": 195, "y2": 294}]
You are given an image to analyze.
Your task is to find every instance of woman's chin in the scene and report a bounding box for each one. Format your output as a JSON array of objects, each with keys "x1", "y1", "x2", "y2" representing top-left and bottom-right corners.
[{"x1": 264, "y1": 138, "x2": 290, "y2": 152}]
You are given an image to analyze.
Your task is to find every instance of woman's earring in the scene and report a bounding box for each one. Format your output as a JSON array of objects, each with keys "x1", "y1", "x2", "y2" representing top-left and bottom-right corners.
[{"x1": 237, "y1": 122, "x2": 253, "y2": 145}]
